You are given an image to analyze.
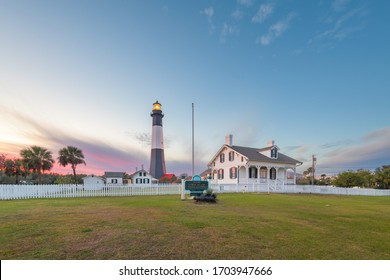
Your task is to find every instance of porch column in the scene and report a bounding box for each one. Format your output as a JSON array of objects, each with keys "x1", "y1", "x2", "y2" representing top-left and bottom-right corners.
[
  {"x1": 246, "y1": 166, "x2": 249, "y2": 184},
  {"x1": 293, "y1": 167, "x2": 297, "y2": 185},
  {"x1": 237, "y1": 165, "x2": 240, "y2": 184}
]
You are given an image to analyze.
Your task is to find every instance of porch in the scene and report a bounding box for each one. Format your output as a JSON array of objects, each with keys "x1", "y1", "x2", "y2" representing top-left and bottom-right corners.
[{"x1": 237, "y1": 165, "x2": 297, "y2": 185}]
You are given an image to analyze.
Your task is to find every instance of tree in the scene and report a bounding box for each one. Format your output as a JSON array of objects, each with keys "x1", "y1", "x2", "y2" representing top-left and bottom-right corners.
[
  {"x1": 317, "y1": 174, "x2": 332, "y2": 186},
  {"x1": 333, "y1": 170, "x2": 376, "y2": 188},
  {"x1": 375, "y1": 166, "x2": 390, "y2": 189},
  {"x1": 0, "y1": 154, "x2": 6, "y2": 170},
  {"x1": 303, "y1": 167, "x2": 313, "y2": 177},
  {"x1": 333, "y1": 171, "x2": 364, "y2": 188},
  {"x1": 54, "y1": 174, "x2": 75, "y2": 184},
  {"x1": 58, "y1": 146, "x2": 86, "y2": 183},
  {"x1": 4, "y1": 158, "x2": 25, "y2": 184},
  {"x1": 356, "y1": 170, "x2": 375, "y2": 188},
  {"x1": 20, "y1": 146, "x2": 54, "y2": 184}
]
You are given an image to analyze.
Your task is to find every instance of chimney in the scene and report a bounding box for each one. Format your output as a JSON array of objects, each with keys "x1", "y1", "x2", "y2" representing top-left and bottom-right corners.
[
  {"x1": 267, "y1": 140, "x2": 275, "y2": 147},
  {"x1": 226, "y1": 134, "x2": 233, "y2": 146}
]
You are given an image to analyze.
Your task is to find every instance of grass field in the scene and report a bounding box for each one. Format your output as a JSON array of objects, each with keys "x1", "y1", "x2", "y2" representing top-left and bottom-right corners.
[{"x1": 1, "y1": 193, "x2": 390, "y2": 260}]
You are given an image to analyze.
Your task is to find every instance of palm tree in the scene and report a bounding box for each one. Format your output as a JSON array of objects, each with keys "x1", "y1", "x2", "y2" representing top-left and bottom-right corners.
[
  {"x1": 58, "y1": 146, "x2": 86, "y2": 183},
  {"x1": 20, "y1": 146, "x2": 54, "y2": 184},
  {"x1": 0, "y1": 154, "x2": 6, "y2": 171},
  {"x1": 4, "y1": 158, "x2": 26, "y2": 184}
]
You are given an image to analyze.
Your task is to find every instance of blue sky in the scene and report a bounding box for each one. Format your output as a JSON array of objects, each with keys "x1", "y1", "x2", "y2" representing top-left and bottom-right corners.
[{"x1": 1, "y1": 0, "x2": 389, "y2": 176}]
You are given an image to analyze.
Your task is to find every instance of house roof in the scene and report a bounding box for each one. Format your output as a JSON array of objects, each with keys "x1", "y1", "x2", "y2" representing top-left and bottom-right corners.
[
  {"x1": 200, "y1": 168, "x2": 211, "y2": 177},
  {"x1": 83, "y1": 175, "x2": 104, "y2": 180},
  {"x1": 104, "y1": 172, "x2": 125, "y2": 178},
  {"x1": 231, "y1": 145, "x2": 302, "y2": 165},
  {"x1": 160, "y1": 173, "x2": 175, "y2": 179},
  {"x1": 129, "y1": 169, "x2": 148, "y2": 176},
  {"x1": 208, "y1": 144, "x2": 302, "y2": 166}
]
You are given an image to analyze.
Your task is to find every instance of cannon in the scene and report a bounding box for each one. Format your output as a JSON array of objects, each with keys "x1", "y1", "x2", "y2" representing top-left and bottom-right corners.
[{"x1": 194, "y1": 192, "x2": 217, "y2": 203}]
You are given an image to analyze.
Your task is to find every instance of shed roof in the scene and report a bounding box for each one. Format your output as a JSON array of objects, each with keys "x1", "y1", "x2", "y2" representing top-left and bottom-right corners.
[{"x1": 104, "y1": 172, "x2": 125, "y2": 178}]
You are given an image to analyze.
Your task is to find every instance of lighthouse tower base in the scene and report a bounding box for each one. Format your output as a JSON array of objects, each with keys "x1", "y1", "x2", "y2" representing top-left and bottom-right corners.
[{"x1": 150, "y1": 148, "x2": 166, "y2": 179}]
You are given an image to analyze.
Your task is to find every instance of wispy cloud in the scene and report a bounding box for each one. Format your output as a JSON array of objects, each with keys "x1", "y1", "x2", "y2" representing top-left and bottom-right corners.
[
  {"x1": 232, "y1": 9, "x2": 244, "y2": 20},
  {"x1": 319, "y1": 7, "x2": 365, "y2": 40},
  {"x1": 237, "y1": 0, "x2": 254, "y2": 7},
  {"x1": 252, "y1": 3, "x2": 274, "y2": 23},
  {"x1": 332, "y1": 0, "x2": 351, "y2": 12},
  {"x1": 202, "y1": 6, "x2": 215, "y2": 33},
  {"x1": 320, "y1": 139, "x2": 354, "y2": 149},
  {"x1": 203, "y1": 6, "x2": 214, "y2": 19},
  {"x1": 0, "y1": 106, "x2": 147, "y2": 175},
  {"x1": 134, "y1": 132, "x2": 151, "y2": 148},
  {"x1": 317, "y1": 127, "x2": 390, "y2": 174},
  {"x1": 220, "y1": 23, "x2": 239, "y2": 43},
  {"x1": 284, "y1": 145, "x2": 309, "y2": 154},
  {"x1": 309, "y1": 3, "x2": 368, "y2": 48},
  {"x1": 283, "y1": 145, "x2": 310, "y2": 163},
  {"x1": 257, "y1": 12, "x2": 297, "y2": 46}
]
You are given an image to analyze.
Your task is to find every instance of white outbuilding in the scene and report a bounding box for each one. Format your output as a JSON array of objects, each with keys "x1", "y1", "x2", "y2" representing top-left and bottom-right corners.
[
  {"x1": 83, "y1": 175, "x2": 105, "y2": 190},
  {"x1": 130, "y1": 168, "x2": 157, "y2": 186},
  {"x1": 105, "y1": 172, "x2": 125, "y2": 185}
]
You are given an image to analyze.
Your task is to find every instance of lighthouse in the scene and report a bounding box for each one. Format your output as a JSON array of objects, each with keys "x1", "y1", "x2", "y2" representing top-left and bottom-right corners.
[{"x1": 150, "y1": 100, "x2": 166, "y2": 179}]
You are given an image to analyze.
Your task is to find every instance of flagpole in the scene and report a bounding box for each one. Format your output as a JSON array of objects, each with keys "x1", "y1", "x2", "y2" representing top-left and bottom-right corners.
[{"x1": 192, "y1": 103, "x2": 195, "y2": 176}]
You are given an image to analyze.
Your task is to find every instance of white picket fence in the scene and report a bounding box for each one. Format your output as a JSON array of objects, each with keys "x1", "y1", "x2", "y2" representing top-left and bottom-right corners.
[
  {"x1": 1, "y1": 183, "x2": 389, "y2": 200},
  {"x1": 0, "y1": 184, "x2": 181, "y2": 200},
  {"x1": 210, "y1": 183, "x2": 390, "y2": 196}
]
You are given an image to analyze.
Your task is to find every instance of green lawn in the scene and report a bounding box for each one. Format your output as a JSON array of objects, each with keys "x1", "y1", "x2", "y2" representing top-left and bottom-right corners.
[{"x1": 1, "y1": 193, "x2": 389, "y2": 260}]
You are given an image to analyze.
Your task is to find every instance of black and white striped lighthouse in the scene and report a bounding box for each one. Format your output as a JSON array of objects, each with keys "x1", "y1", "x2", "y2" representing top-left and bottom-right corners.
[{"x1": 150, "y1": 101, "x2": 166, "y2": 179}]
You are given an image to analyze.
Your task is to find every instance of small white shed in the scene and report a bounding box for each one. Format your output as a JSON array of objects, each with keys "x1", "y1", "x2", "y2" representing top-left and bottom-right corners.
[
  {"x1": 83, "y1": 175, "x2": 105, "y2": 190},
  {"x1": 105, "y1": 172, "x2": 125, "y2": 185}
]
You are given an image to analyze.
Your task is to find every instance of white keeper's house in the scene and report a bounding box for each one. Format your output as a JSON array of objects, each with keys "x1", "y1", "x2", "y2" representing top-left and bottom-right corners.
[
  {"x1": 129, "y1": 168, "x2": 158, "y2": 186},
  {"x1": 208, "y1": 135, "x2": 302, "y2": 185}
]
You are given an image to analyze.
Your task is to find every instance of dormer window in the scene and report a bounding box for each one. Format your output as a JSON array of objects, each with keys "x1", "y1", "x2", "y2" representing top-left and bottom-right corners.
[
  {"x1": 229, "y1": 151, "x2": 235, "y2": 161},
  {"x1": 271, "y1": 148, "x2": 278, "y2": 159}
]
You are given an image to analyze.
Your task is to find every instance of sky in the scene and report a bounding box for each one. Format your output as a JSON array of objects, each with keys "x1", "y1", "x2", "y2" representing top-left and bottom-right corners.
[{"x1": 1, "y1": 0, "x2": 389, "y2": 177}]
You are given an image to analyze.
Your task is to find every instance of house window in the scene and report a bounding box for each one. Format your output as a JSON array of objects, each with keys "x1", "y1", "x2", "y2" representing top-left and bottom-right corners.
[
  {"x1": 271, "y1": 148, "x2": 278, "y2": 158},
  {"x1": 220, "y1": 153, "x2": 225, "y2": 163},
  {"x1": 112, "y1": 179, "x2": 118, "y2": 184},
  {"x1": 249, "y1": 167, "x2": 257, "y2": 179},
  {"x1": 260, "y1": 167, "x2": 267, "y2": 178},
  {"x1": 218, "y1": 169, "x2": 224, "y2": 179},
  {"x1": 241, "y1": 156, "x2": 244, "y2": 162},
  {"x1": 143, "y1": 172, "x2": 146, "y2": 176},
  {"x1": 230, "y1": 167, "x2": 237, "y2": 179},
  {"x1": 229, "y1": 151, "x2": 235, "y2": 161},
  {"x1": 139, "y1": 172, "x2": 142, "y2": 177},
  {"x1": 270, "y1": 168, "x2": 276, "y2": 180}
]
